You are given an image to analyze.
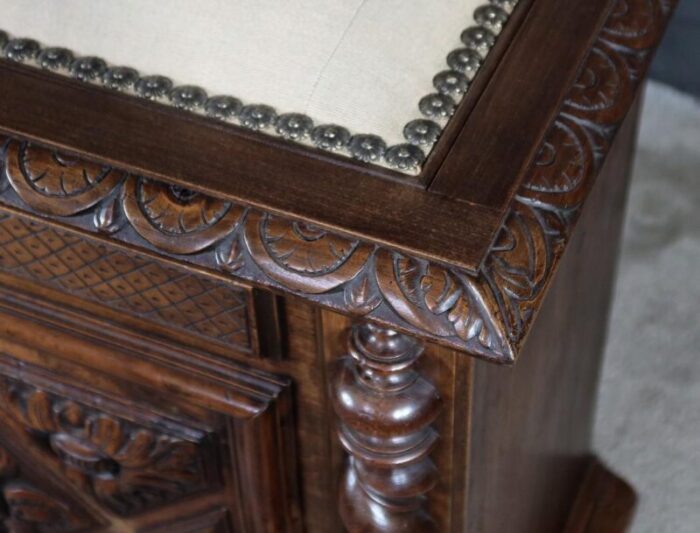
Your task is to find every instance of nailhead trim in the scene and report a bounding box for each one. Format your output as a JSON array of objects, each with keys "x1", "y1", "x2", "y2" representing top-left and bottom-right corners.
[{"x1": 0, "y1": 0, "x2": 517, "y2": 175}]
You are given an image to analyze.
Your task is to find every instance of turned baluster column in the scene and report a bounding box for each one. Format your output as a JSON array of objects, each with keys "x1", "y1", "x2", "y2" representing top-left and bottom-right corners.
[{"x1": 331, "y1": 322, "x2": 442, "y2": 532}]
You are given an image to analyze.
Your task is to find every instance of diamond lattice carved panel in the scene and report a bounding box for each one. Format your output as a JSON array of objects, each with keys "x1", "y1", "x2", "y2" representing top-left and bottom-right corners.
[{"x1": 0, "y1": 213, "x2": 255, "y2": 354}]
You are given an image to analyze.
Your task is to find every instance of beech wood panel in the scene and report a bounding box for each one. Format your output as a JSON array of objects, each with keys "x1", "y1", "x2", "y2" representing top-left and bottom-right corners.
[{"x1": 466, "y1": 96, "x2": 641, "y2": 533}]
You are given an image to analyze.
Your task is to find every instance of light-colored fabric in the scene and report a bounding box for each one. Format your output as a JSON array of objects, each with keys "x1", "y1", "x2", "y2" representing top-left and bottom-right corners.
[
  {"x1": 594, "y1": 81, "x2": 700, "y2": 533},
  {"x1": 0, "y1": 0, "x2": 483, "y2": 146}
]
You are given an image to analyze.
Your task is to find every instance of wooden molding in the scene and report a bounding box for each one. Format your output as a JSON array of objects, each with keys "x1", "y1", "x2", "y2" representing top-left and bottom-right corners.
[{"x1": 0, "y1": 0, "x2": 676, "y2": 363}]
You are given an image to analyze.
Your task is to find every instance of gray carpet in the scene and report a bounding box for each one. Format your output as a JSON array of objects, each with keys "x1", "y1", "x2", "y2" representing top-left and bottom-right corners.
[{"x1": 594, "y1": 81, "x2": 700, "y2": 533}]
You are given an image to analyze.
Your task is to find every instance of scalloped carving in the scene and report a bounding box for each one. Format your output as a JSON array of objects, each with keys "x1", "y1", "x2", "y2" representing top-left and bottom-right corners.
[
  {"x1": 4, "y1": 140, "x2": 124, "y2": 216},
  {"x1": 244, "y1": 211, "x2": 373, "y2": 294},
  {"x1": 123, "y1": 176, "x2": 244, "y2": 254}
]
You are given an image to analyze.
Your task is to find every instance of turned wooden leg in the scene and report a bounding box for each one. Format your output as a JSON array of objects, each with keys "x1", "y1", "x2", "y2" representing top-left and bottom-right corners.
[{"x1": 331, "y1": 322, "x2": 442, "y2": 532}]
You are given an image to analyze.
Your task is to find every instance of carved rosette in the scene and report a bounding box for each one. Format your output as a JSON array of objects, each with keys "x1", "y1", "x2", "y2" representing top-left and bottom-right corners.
[{"x1": 331, "y1": 323, "x2": 442, "y2": 531}]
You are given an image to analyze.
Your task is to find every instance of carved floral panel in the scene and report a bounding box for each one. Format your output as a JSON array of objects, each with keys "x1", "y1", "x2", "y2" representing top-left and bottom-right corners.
[
  {"x1": 0, "y1": 444, "x2": 98, "y2": 532},
  {"x1": 0, "y1": 376, "x2": 214, "y2": 517}
]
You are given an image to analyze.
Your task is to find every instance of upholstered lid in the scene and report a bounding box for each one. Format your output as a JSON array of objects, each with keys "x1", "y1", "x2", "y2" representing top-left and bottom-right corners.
[{"x1": 0, "y1": 0, "x2": 517, "y2": 173}]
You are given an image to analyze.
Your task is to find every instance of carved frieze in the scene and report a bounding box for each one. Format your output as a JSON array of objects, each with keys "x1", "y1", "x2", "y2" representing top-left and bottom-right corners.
[{"x1": 0, "y1": 0, "x2": 676, "y2": 363}]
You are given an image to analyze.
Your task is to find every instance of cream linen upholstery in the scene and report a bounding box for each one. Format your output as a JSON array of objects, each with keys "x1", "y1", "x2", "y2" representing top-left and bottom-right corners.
[{"x1": 1, "y1": 0, "x2": 485, "y2": 144}]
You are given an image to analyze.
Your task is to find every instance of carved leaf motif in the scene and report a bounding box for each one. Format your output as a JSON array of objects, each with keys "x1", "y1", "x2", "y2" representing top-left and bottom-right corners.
[
  {"x1": 19, "y1": 145, "x2": 112, "y2": 197},
  {"x1": 4, "y1": 141, "x2": 124, "y2": 217},
  {"x1": 420, "y1": 265, "x2": 462, "y2": 315},
  {"x1": 373, "y1": 250, "x2": 508, "y2": 357},
  {"x1": 262, "y1": 217, "x2": 359, "y2": 276},
  {"x1": 3, "y1": 482, "x2": 93, "y2": 531},
  {"x1": 122, "y1": 176, "x2": 243, "y2": 254},
  {"x1": 58, "y1": 401, "x2": 84, "y2": 428},
  {"x1": 0, "y1": 444, "x2": 98, "y2": 531},
  {"x1": 343, "y1": 269, "x2": 382, "y2": 314},
  {"x1": 24, "y1": 390, "x2": 57, "y2": 433},
  {"x1": 89, "y1": 415, "x2": 124, "y2": 457},
  {"x1": 137, "y1": 179, "x2": 232, "y2": 235},
  {"x1": 0, "y1": 378, "x2": 211, "y2": 516},
  {"x1": 489, "y1": 206, "x2": 549, "y2": 301},
  {"x1": 441, "y1": 276, "x2": 500, "y2": 352},
  {"x1": 93, "y1": 196, "x2": 124, "y2": 234},
  {"x1": 568, "y1": 46, "x2": 623, "y2": 113},
  {"x1": 244, "y1": 211, "x2": 372, "y2": 293},
  {"x1": 603, "y1": 0, "x2": 661, "y2": 47},
  {"x1": 216, "y1": 239, "x2": 245, "y2": 272},
  {"x1": 114, "y1": 429, "x2": 155, "y2": 468},
  {"x1": 524, "y1": 117, "x2": 591, "y2": 200}
]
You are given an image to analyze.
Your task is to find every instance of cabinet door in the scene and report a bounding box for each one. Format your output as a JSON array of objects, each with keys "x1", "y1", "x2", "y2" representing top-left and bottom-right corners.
[{"x1": 0, "y1": 309, "x2": 299, "y2": 532}]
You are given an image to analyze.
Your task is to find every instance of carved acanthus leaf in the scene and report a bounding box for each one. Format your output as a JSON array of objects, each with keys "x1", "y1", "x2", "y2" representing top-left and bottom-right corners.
[
  {"x1": 0, "y1": 444, "x2": 97, "y2": 532},
  {"x1": 93, "y1": 195, "x2": 125, "y2": 234},
  {"x1": 0, "y1": 377, "x2": 212, "y2": 517},
  {"x1": 343, "y1": 268, "x2": 382, "y2": 314},
  {"x1": 216, "y1": 238, "x2": 246, "y2": 273}
]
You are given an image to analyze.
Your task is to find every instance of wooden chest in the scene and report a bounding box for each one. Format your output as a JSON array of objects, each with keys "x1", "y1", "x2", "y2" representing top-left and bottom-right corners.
[{"x1": 0, "y1": 0, "x2": 676, "y2": 531}]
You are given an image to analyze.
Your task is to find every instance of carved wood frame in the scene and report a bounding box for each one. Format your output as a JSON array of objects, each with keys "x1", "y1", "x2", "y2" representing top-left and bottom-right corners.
[{"x1": 0, "y1": 0, "x2": 677, "y2": 363}]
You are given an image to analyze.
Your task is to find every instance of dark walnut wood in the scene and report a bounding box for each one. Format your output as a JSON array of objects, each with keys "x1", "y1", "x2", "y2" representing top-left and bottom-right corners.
[
  {"x1": 0, "y1": 0, "x2": 678, "y2": 531},
  {"x1": 0, "y1": 212, "x2": 259, "y2": 358},
  {"x1": 0, "y1": 0, "x2": 677, "y2": 363},
  {"x1": 331, "y1": 323, "x2": 442, "y2": 532},
  {"x1": 465, "y1": 92, "x2": 644, "y2": 533}
]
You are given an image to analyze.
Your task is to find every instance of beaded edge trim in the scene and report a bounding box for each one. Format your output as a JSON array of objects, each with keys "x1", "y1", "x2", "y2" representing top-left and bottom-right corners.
[{"x1": 0, "y1": 0, "x2": 517, "y2": 176}]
